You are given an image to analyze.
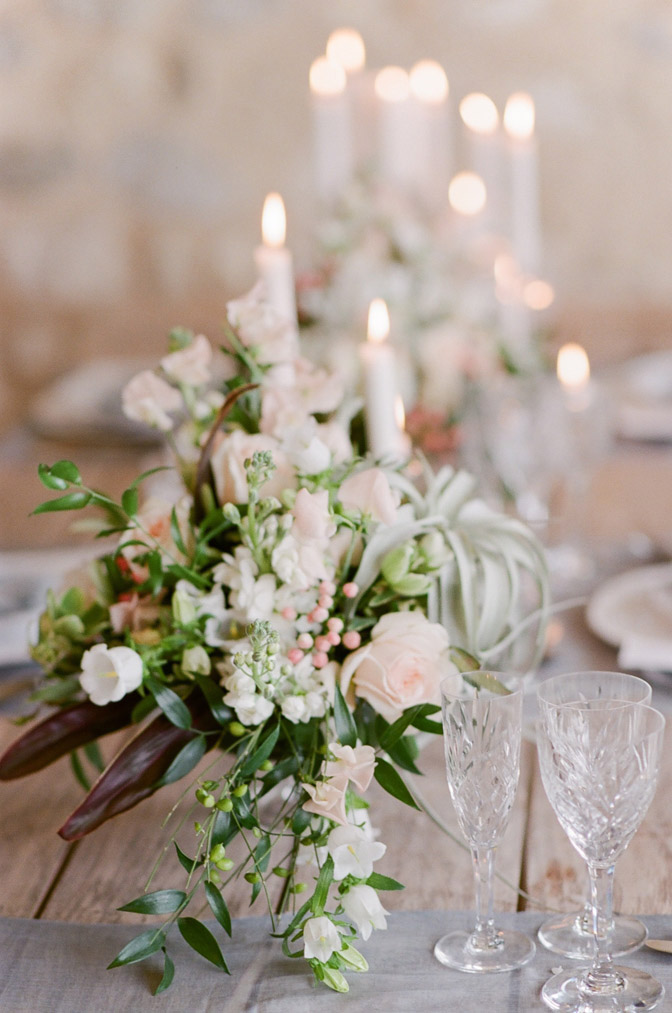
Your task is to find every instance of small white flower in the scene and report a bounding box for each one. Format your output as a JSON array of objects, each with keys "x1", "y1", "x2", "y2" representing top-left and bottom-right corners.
[
  {"x1": 79, "y1": 644, "x2": 144, "y2": 706},
  {"x1": 280, "y1": 694, "x2": 307, "y2": 724},
  {"x1": 224, "y1": 690, "x2": 274, "y2": 726},
  {"x1": 340, "y1": 884, "x2": 388, "y2": 940},
  {"x1": 122, "y1": 370, "x2": 182, "y2": 431},
  {"x1": 160, "y1": 334, "x2": 212, "y2": 386},
  {"x1": 327, "y1": 823, "x2": 386, "y2": 881},
  {"x1": 302, "y1": 915, "x2": 341, "y2": 963}
]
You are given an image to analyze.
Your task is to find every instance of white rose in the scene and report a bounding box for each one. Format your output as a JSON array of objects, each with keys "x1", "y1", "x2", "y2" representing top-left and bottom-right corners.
[
  {"x1": 122, "y1": 370, "x2": 182, "y2": 431},
  {"x1": 160, "y1": 334, "x2": 212, "y2": 386},
  {"x1": 79, "y1": 644, "x2": 144, "y2": 706},
  {"x1": 340, "y1": 884, "x2": 388, "y2": 940}
]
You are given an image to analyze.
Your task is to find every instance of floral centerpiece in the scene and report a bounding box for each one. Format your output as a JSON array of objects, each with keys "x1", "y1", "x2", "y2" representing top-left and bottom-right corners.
[{"x1": 0, "y1": 284, "x2": 548, "y2": 996}]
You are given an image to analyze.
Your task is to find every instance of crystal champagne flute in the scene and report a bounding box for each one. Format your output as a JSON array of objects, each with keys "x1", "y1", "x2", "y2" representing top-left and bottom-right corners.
[
  {"x1": 537, "y1": 671, "x2": 652, "y2": 960},
  {"x1": 434, "y1": 672, "x2": 535, "y2": 973},
  {"x1": 537, "y1": 693, "x2": 665, "y2": 1011}
]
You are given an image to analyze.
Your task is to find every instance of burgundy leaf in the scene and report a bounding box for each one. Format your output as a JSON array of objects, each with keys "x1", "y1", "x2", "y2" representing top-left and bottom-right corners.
[
  {"x1": 58, "y1": 696, "x2": 220, "y2": 841},
  {"x1": 0, "y1": 697, "x2": 138, "y2": 780}
]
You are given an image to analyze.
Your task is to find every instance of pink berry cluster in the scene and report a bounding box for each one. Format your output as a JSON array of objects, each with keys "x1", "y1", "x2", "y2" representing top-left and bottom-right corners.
[{"x1": 282, "y1": 580, "x2": 362, "y2": 670}]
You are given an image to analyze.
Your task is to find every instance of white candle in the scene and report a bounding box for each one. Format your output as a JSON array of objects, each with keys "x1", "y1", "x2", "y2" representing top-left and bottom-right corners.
[
  {"x1": 557, "y1": 342, "x2": 592, "y2": 412},
  {"x1": 408, "y1": 59, "x2": 452, "y2": 211},
  {"x1": 326, "y1": 28, "x2": 375, "y2": 172},
  {"x1": 360, "y1": 298, "x2": 403, "y2": 459},
  {"x1": 504, "y1": 92, "x2": 542, "y2": 276},
  {"x1": 494, "y1": 252, "x2": 533, "y2": 351},
  {"x1": 309, "y1": 56, "x2": 354, "y2": 205},
  {"x1": 254, "y1": 193, "x2": 297, "y2": 327},
  {"x1": 459, "y1": 92, "x2": 503, "y2": 236},
  {"x1": 375, "y1": 66, "x2": 415, "y2": 190},
  {"x1": 448, "y1": 170, "x2": 487, "y2": 249}
]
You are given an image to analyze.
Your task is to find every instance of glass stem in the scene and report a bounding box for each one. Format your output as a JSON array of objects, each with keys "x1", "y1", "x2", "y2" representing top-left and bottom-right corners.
[
  {"x1": 470, "y1": 845, "x2": 498, "y2": 949},
  {"x1": 583, "y1": 863, "x2": 623, "y2": 994}
]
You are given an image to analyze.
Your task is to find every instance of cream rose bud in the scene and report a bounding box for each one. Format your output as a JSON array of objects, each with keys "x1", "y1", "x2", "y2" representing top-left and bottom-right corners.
[
  {"x1": 79, "y1": 644, "x2": 144, "y2": 706},
  {"x1": 338, "y1": 468, "x2": 398, "y2": 526},
  {"x1": 340, "y1": 884, "x2": 388, "y2": 941},
  {"x1": 302, "y1": 915, "x2": 342, "y2": 963},
  {"x1": 122, "y1": 370, "x2": 182, "y2": 431},
  {"x1": 160, "y1": 334, "x2": 212, "y2": 386},
  {"x1": 340, "y1": 612, "x2": 457, "y2": 723}
]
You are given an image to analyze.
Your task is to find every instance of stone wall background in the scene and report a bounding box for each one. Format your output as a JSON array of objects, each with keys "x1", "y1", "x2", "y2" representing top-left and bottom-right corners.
[{"x1": 1, "y1": 0, "x2": 672, "y2": 427}]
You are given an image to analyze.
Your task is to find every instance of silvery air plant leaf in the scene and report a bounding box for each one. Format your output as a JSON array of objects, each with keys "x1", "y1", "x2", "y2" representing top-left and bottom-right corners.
[{"x1": 0, "y1": 282, "x2": 549, "y2": 998}]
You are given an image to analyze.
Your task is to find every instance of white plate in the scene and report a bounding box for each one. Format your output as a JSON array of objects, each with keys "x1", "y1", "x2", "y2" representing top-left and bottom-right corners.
[
  {"x1": 607, "y1": 351, "x2": 672, "y2": 441},
  {"x1": 586, "y1": 563, "x2": 672, "y2": 649}
]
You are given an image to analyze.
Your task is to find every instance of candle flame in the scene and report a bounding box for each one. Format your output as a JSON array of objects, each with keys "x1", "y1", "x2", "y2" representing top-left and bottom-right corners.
[
  {"x1": 374, "y1": 66, "x2": 409, "y2": 103},
  {"x1": 367, "y1": 298, "x2": 390, "y2": 343},
  {"x1": 326, "y1": 28, "x2": 365, "y2": 73},
  {"x1": 504, "y1": 92, "x2": 535, "y2": 141},
  {"x1": 448, "y1": 172, "x2": 487, "y2": 216},
  {"x1": 395, "y1": 395, "x2": 406, "y2": 431},
  {"x1": 557, "y1": 343, "x2": 590, "y2": 388},
  {"x1": 409, "y1": 60, "x2": 449, "y2": 104},
  {"x1": 459, "y1": 92, "x2": 499, "y2": 135},
  {"x1": 261, "y1": 193, "x2": 286, "y2": 248},
  {"x1": 309, "y1": 56, "x2": 347, "y2": 97}
]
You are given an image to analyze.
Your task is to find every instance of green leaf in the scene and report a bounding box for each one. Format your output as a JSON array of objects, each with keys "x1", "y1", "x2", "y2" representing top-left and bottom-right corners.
[
  {"x1": 373, "y1": 757, "x2": 420, "y2": 811},
  {"x1": 205, "y1": 882, "x2": 232, "y2": 937},
  {"x1": 194, "y1": 674, "x2": 231, "y2": 726},
  {"x1": 147, "y1": 551, "x2": 164, "y2": 597},
  {"x1": 385, "y1": 735, "x2": 422, "y2": 776},
  {"x1": 311, "y1": 854, "x2": 334, "y2": 917},
  {"x1": 366, "y1": 872, "x2": 405, "y2": 891},
  {"x1": 409, "y1": 704, "x2": 442, "y2": 736},
  {"x1": 379, "y1": 705, "x2": 425, "y2": 752},
  {"x1": 210, "y1": 809, "x2": 237, "y2": 848},
  {"x1": 170, "y1": 506, "x2": 188, "y2": 557},
  {"x1": 463, "y1": 670, "x2": 511, "y2": 695},
  {"x1": 333, "y1": 685, "x2": 357, "y2": 748},
  {"x1": 155, "y1": 734, "x2": 207, "y2": 787},
  {"x1": 118, "y1": 889, "x2": 186, "y2": 915},
  {"x1": 291, "y1": 807, "x2": 311, "y2": 835},
  {"x1": 121, "y1": 487, "x2": 139, "y2": 517},
  {"x1": 50, "y1": 460, "x2": 82, "y2": 485},
  {"x1": 239, "y1": 725, "x2": 279, "y2": 779},
  {"x1": 232, "y1": 792, "x2": 257, "y2": 830},
  {"x1": 38, "y1": 462, "x2": 69, "y2": 490},
  {"x1": 69, "y1": 750, "x2": 91, "y2": 791},
  {"x1": 83, "y1": 740, "x2": 105, "y2": 773},
  {"x1": 177, "y1": 918, "x2": 230, "y2": 973},
  {"x1": 107, "y1": 928, "x2": 165, "y2": 968},
  {"x1": 32, "y1": 491, "x2": 92, "y2": 514},
  {"x1": 174, "y1": 842, "x2": 202, "y2": 875},
  {"x1": 253, "y1": 834, "x2": 272, "y2": 873},
  {"x1": 154, "y1": 948, "x2": 175, "y2": 995},
  {"x1": 258, "y1": 755, "x2": 299, "y2": 795},
  {"x1": 145, "y1": 676, "x2": 192, "y2": 730},
  {"x1": 450, "y1": 647, "x2": 482, "y2": 674}
]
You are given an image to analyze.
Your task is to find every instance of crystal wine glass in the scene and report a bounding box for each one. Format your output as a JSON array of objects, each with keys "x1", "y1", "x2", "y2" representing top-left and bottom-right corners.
[
  {"x1": 434, "y1": 672, "x2": 536, "y2": 972},
  {"x1": 537, "y1": 671, "x2": 652, "y2": 960},
  {"x1": 537, "y1": 693, "x2": 665, "y2": 1011}
]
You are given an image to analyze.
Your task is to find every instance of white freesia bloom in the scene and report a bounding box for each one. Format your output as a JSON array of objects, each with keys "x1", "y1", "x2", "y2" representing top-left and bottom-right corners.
[
  {"x1": 122, "y1": 370, "x2": 182, "y2": 431},
  {"x1": 340, "y1": 884, "x2": 388, "y2": 940},
  {"x1": 79, "y1": 644, "x2": 144, "y2": 706},
  {"x1": 327, "y1": 823, "x2": 386, "y2": 881},
  {"x1": 302, "y1": 916, "x2": 342, "y2": 963},
  {"x1": 160, "y1": 333, "x2": 212, "y2": 386}
]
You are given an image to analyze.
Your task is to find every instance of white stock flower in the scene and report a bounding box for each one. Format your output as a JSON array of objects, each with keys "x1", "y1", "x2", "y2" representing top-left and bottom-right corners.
[
  {"x1": 282, "y1": 421, "x2": 332, "y2": 475},
  {"x1": 340, "y1": 884, "x2": 388, "y2": 941},
  {"x1": 79, "y1": 644, "x2": 144, "y2": 706},
  {"x1": 271, "y1": 535, "x2": 312, "y2": 591},
  {"x1": 327, "y1": 823, "x2": 386, "y2": 881},
  {"x1": 160, "y1": 334, "x2": 212, "y2": 386},
  {"x1": 122, "y1": 370, "x2": 182, "y2": 431},
  {"x1": 223, "y1": 688, "x2": 274, "y2": 726},
  {"x1": 302, "y1": 915, "x2": 341, "y2": 963},
  {"x1": 280, "y1": 694, "x2": 307, "y2": 723}
]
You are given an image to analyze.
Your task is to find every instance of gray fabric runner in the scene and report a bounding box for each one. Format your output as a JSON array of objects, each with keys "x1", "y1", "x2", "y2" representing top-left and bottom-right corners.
[{"x1": 2, "y1": 911, "x2": 672, "y2": 1012}]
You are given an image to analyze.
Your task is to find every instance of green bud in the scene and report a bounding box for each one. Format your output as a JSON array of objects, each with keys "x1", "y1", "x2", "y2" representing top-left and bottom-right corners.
[
  {"x1": 251, "y1": 826, "x2": 262, "y2": 839},
  {"x1": 259, "y1": 759, "x2": 273, "y2": 772},
  {"x1": 339, "y1": 943, "x2": 369, "y2": 972},
  {"x1": 182, "y1": 645, "x2": 211, "y2": 677},
  {"x1": 209, "y1": 869, "x2": 221, "y2": 884},
  {"x1": 393, "y1": 573, "x2": 433, "y2": 597},
  {"x1": 272, "y1": 866, "x2": 291, "y2": 878},
  {"x1": 194, "y1": 822, "x2": 203, "y2": 834},
  {"x1": 291, "y1": 882, "x2": 307, "y2": 894},
  {"x1": 322, "y1": 967, "x2": 349, "y2": 993},
  {"x1": 381, "y1": 543, "x2": 414, "y2": 586},
  {"x1": 172, "y1": 587, "x2": 197, "y2": 625},
  {"x1": 195, "y1": 789, "x2": 216, "y2": 808},
  {"x1": 216, "y1": 857, "x2": 234, "y2": 871},
  {"x1": 53, "y1": 614, "x2": 86, "y2": 639},
  {"x1": 202, "y1": 780, "x2": 218, "y2": 792},
  {"x1": 210, "y1": 843, "x2": 226, "y2": 863},
  {"x1": 233, "y1": 783, "x2": 248, "y2": 798},
  {"x1": 244, "y1": 872, "x2": 260, "y2": 884},
  {"x1": 229, "y1": 721, "x2": 246, "y2": 737},
  {"x1": 222, "y1": 502, "x2": 241, "y2": 524},
  {"x1": 215, "y1": 797, "x2": 234, "y2": 812}
]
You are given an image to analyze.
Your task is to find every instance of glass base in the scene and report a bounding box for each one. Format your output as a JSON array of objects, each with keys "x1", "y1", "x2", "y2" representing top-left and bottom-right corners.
[
  {"x1": 538, "y1": 909, "x2": 648, "y2": 959},
  {"x1": 434, "y1": 928, "x2": 536, "y2": 973},
  {"x1": 541, "y1": 965, "x2": 664, "y2": 1012}
]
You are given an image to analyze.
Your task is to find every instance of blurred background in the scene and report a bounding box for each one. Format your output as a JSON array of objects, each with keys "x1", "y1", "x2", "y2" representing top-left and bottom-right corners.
[{"x1": 1, "y1": 0, "x2": 672, "y2": 435}]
